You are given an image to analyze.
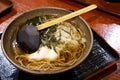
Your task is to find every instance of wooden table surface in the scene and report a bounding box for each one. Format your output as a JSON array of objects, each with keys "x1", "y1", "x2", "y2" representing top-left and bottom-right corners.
[{"x1": 0, "y1": 0, "x2": 120, "y2": 80}]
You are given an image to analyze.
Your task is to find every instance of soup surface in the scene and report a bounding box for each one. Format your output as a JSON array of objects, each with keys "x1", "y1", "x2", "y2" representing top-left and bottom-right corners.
[{"x1": 12, "y1": 15, "x2": 86, "y2": 72}]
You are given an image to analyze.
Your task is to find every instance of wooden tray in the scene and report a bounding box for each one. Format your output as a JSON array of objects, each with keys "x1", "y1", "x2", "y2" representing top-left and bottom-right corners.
[
  {"x1": 0, "y1": 0, "x2": 13, "y2": 16},
  {"x1": 74, "y1": 0, "x2": 120, "y2": 17}
]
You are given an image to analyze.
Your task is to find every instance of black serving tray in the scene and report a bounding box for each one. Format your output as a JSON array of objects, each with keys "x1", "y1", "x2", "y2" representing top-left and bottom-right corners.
[{"x1": 0, "y1": 31, "x2": 119, "y2": 80}]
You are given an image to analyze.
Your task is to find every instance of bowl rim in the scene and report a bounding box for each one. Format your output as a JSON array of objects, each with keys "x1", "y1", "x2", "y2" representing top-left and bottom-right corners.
[{"x1": 1, "y1": 7, "x2": 93, "y2": 74}]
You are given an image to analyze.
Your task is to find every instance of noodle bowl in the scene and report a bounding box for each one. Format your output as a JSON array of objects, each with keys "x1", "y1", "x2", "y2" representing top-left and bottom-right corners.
[
  {"x1": 1, "y1": 7, "x2": 93, "y2": 74},
  {"x1": 13, "y1": 15, "x2": 86, "y2": 72}
]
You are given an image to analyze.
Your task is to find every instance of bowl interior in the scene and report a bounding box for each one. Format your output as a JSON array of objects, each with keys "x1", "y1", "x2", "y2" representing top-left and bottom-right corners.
[{"x1": 1, "y1": 7, "x2": 93, "y2": 74}]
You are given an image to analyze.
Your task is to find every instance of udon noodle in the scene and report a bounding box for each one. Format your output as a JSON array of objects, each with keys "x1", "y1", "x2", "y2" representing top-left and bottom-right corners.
[{"x1": 12, "y1": 15, "x2": 86, "y2": 72}]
